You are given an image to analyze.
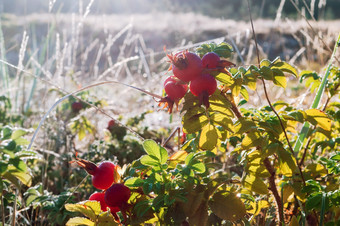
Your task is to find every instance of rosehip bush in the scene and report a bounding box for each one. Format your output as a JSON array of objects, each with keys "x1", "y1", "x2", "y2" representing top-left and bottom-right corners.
[{"x1": 66, "y1": 41, "x2": 340, "y2": 226}]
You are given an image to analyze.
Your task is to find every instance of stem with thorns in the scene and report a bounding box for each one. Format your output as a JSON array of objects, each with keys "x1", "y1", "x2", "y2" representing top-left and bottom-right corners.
[{"x1": 263, "y1": 158, "x2": 284, "y2": 225}]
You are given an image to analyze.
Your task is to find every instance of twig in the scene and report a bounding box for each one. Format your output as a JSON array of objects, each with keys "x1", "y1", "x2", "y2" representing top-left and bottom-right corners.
[
  {"x1": 288, "y1": 0, "x2": 339, "y2": 64},
  {"x1": 263, "y1": 158, "x2": 284, "y2": 225},
  {"x1": 247, "y1": 0, "x2": 306, "y2": 186}
]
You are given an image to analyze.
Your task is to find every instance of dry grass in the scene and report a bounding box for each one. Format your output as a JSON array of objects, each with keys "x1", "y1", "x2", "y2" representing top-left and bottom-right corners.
[{"x1": 1, "y1": 10, "x2": 339, "y2": 137}]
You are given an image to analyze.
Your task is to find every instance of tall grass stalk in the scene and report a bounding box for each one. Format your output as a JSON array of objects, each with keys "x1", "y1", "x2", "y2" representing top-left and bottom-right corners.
[
  {"x1": 25, "y1": 24, "x2": 55, "y2": 113},
  {"x1": 0, "y1": 20, "x2": 9, "y2": 97},
  {"x1": 293, "y1": 32, "x2": 340, "y2": 153}
]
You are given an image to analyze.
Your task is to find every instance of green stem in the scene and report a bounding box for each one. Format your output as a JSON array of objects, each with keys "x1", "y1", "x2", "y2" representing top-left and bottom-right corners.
[
  {"x1": 293, "y1": 32, "x2": 340, "y2": 153},
  {"x1": 319, "y1": 193, "x2": 326, "y2": 226}
]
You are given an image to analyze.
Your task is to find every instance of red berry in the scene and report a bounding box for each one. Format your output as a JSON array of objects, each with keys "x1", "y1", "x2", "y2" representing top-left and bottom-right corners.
[
  {"x1": 71, "y1": 102, "x2": 83, "y2": 112},
  {"x1": 92, "y1": 162, "x2": 116, "y2": 190},
  {"x1": 107, "y1": 120, "x2": 115, "y2": 131},
  {"x1": 105, "y1": 183, "x2": 131, "y2": 208},
  {"x1": 202, "y1": 52, "x2": 220, "y2": 69},
  {"x1": 74, "y1": 159, "x2": 116, "y2": 190},
  {"x1": 190, "y1": 73, "x2": 217, "y2": 97},
  {"x1": 169, "y1": 51, "x2": 203, "y2": 82},
  {"x1": 89, "y1": 192, "x2": 119, "y2": 213},
  {"x1": 163, "y1": 76, "x2": 188, "y2": 101}
]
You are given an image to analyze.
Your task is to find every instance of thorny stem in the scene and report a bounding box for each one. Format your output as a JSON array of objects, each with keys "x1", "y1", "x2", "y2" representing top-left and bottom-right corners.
[
  {"x1": 263, "y1": 158, "x2": 284, "y2": 225},
  {"x1": 1, "y1": 192, "x2": 5, "y2": 226}
]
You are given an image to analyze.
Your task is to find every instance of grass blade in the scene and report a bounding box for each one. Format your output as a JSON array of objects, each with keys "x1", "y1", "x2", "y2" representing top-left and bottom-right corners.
[
  {"x1": 0, "y1": 20, "x2": 9, "y2": 97},
  {"x1": 293, "y1": 32, "x2": 340, "y2": 153}
]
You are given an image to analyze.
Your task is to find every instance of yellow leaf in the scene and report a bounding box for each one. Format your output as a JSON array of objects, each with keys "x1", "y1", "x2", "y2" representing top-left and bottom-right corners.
[
  {"x1": 65, "y1": 201, "x2": 98, "y2": 220},
  {"x1": 66, "y1": 217, "x2": 95, "y2": 226},
  {"x1": 169, "y1": 150, "x2": 188, "y2": 168},
  {"x1": 199, "y1": 124, "x2": 218, "y2": 150},
  {"x1": 243, "y1": 174, "x2": 269, "y2": 195},
  {"x1": 289, "y1": 216, "x2": 299, "y2": 226},
  {"x1": 249, "y1": 200, "x2": 269, "y2": 216},
  {"x1": 278, "y1": 149, "x2": 297, "y2": 177},
  {"x1": 211, "y1": 113, "x2": 234, "y2": 132},
  {"x1": 182, "y1": 113, "x2": 209, "y2": 134},
  {"x1": 241, "y1": 131, "x2": 262, "y2": 149},
  {"x1": 282, "y1": 184, "x2": 295, "y2": 204},
  {"x1": 304, "y1": 109, "x2": 332, "y2": 131},
  {"x1": 209, "y1": 192, "x2": 246, "y2": 221}
]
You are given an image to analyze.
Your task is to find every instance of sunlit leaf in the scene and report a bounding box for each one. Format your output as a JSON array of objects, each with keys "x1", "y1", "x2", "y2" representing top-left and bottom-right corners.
[
  {"x1": 140, "y1": 155, "x2": 160, "y2": 167},
  {"x1": 304, "y1": 109, "x2": 331, "y2": 131},
  {"x1": 142, "y1": 140, "x2": 168, "y2": 164},
  {"x1": 125, "y1": 177, "x2": 144, "y2": 187},
  {"x1": 199, "y1": 123, "x2": 218, "y2": 150},
  {"x1": 241, "y1": 130, "x2": 262, "y2": 149},
  {"x1": 215, "y1": 72, "x2": 234, "y2": 86},
  {"x1": 234, "y1": 118, "x2": 257, "y2": 134},
  {"x1": 260, "y1": 66, "x2": 273, "y2": 80},
  {"x1": 65, "y1": 201, "x2": 98, "y2": 220},
  {"x1": 278, "y1": 149, "x2": 297, "y2": 177},
  {"x1": 272, "y1": 68, "x2": 287, "y2": 88},
  {"x1": 249, "y1": 200, "x2": 269, "y2": 216},
  {"x1": 243, "y1": 174, "x2": 269, "y2": 195},
  {"x1": 240, "y1": 86, "x2": 249, "y2": 101},
  {"x1": 182, "y1": 114, "x2": 209, "y2": 134},
  {"x1": 209, "y1": 191, "x2": 246, "y2": 221},
  {"x1": 11, "y1": 129, "x2": 28, "y2": 140},
  {"x1": 211, "y1": 113, "x2": 234, "y2": 132},
  {"x1": 272, "y1": 60, "x2": 298, "y2": 77},
  {"x1": 65, "y1": 217, "x2": 95, "y2": 226}
]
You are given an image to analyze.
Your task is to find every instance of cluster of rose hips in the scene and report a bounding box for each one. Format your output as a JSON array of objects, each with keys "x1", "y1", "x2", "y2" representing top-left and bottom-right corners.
[
  {"x1": 160, "y1": 50, "x2": 224, "y2": 112},
  {"x1": 72, "y1": 156, "x2": 131, "y2": 218}
]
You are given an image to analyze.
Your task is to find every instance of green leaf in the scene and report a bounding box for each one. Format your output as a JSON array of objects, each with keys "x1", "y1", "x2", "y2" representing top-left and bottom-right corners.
[
  {"x1": 215, "y1": 72, "x2": 234, "y2": 86},
  {"x1": 243, "y1": 174, "x2": 269, "y2": 195},
  {"x1": 209, "y1": 192, "x2": 246, "y2": 221},
  {"x1": 234, "y1": 118, "x2": 257, "y2": 134},
  {"x1": 199, "y1": 123, "x2": 218, "y2": 150},
  {"x1": 191, "y1": 162, "x2": 206, "y2": 173},
  {"x1": 271, "y1": 61, "x2": 298, "y2": 77},
  {"x1": 3, "y1": 167, "x2": 32, "y2": 186},
  {"x1": 306, "y1": 193, "x2": 323, "y2": 211},
  {"x1": 140, "y1": 155, "x2": 160, "y2": 167},
  {"x1": 11, "y1": 129, "x2": 29, "y2": 140},
  {"x1": 260, "y1": 66, "x2": 273, "y2": 80},
  {"x1": 2, "y1": 126, "x2": 13, "y2": 139},
  {"x1": 9, "y1": 158, "x2": 27, "y2": 172},
  {"x1": 272, "y1": 68, "x2": 287, "y2": 88},
  {"x1": 0, "y1": 161, "x2": 8, "y2": 174},
  {"x1": 142, "y1": 140, "x2": 168, "y2": 164},
  {"x1": 240, "y1": 86, "x2": 249, "y2": 101},
  {"x1": 125, "y1": 177, "x2": 144, "y2": 187},
  {"x1": 65, "y1": 217, "x2": 95, "y2": 226},
  {"x1": 231, "y1": 77, "x2": 242, "y2": 97},
  {"x1": 185, "y1": 153, "x2": 195, "y2": 165},
  {"x1": 213, "y1": 42, "x2": 233, "y2": 58},
  {"x1": 304, "y1": 109, "x2": 331, "y2": 131}
]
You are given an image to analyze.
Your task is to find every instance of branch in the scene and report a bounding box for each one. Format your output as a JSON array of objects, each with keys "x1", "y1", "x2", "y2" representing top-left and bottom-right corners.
[{"x1": 263, "y1": 157, "x2": 283, "y2": 225}]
